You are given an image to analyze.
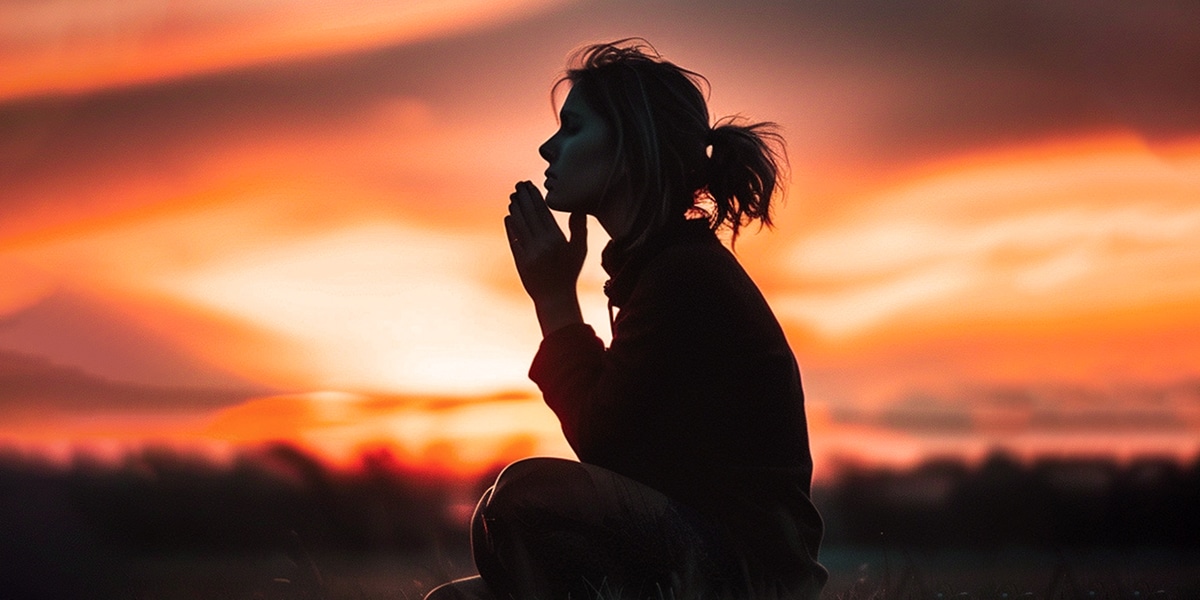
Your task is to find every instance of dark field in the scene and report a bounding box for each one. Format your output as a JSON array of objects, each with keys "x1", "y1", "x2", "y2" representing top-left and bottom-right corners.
[
  {"x1": 2, "y1": 444, "x2": 1198, "y2": 599},
  {"x1": 88, "y1": 546, "x2": 1195, "y2": 600},
  {"x1": 108, "y1": 546, "x2": 1200, "y2": 600}
]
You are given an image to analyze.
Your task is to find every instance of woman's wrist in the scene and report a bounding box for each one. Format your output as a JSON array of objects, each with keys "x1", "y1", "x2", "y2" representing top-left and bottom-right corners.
[{"x1": 533, "y1": 292, "x2": 584, "y2": 337}]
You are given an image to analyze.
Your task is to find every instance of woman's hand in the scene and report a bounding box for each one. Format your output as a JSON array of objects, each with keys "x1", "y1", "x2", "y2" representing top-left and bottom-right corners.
[{"x1": 505, "y1": 180, "x2": 587, "y2": 335}]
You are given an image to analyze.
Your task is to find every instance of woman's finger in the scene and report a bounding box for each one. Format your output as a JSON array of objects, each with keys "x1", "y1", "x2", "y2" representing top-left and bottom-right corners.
[
  {"x1": 510, "y1": 183, "x2": 540, "y2": 232},
  {"x1": 503, "y1": 215, "x2": 518, "y2": 245},
  {"x1": 521, "y1": 181, "x2": 559, "y2": 231},
  {"x1": 567, "y1": 212, "x2": 588, "y2": 251},
  {"x1": 504, "y1": 215, "x2": 528, "y2": 259},
  {"x1": 507, "y1": 191, "x2": 535, "y2": 242},
  {"x1": 512, "y1": 181, "x2": 556, "y2": 240}
]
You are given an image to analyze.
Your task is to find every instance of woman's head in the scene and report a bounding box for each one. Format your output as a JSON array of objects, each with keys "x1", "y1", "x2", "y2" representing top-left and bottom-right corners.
[{"x1": 540, "y1": 39, "x2": 786, "y2": 248}]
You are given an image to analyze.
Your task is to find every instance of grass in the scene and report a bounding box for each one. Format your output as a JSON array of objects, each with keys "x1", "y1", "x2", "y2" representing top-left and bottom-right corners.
[
  {"x1": 819, "y1": 547, "x2": 1197, "y2": 600},
  {"x1": 5, "y1": 446, "x2": 1197, "y2": 599},
  {"x1": 115, "y1": 545, "x2": 1198, "y2": 600}
]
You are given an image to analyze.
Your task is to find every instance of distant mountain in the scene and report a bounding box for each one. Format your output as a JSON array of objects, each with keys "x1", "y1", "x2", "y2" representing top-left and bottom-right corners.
[
  {"x1": 0, "y1": 290, "x2": 265, "y2": 390},
  {"x1": 0, "y1": 348, "x2": 263, "y2": 414}
]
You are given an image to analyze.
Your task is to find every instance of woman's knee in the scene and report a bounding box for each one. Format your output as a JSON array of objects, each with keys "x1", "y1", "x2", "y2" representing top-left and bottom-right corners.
[
  {"x1": 486, "y1": 457, "x2": 596, "y2": 517},
  {"x1": 422, "y1": 576, "x2": 496, "y2": 600},
  {"x1": 494, "y1": 457, "x2": 585, "y2": 489}
]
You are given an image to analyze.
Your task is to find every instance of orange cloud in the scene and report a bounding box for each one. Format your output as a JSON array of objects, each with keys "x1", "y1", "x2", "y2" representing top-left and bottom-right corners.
[
  {"x1": 204, "y1": 391, "x2": 572, "y2": 472},
  {"x1": 1, "y1": 0, "x2": 570, "y2": 100},
  {"x1": 773, "y1": 135, "x2": 1200, "y2": 338}
]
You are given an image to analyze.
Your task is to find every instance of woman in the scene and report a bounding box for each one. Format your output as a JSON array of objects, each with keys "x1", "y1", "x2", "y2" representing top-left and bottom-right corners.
[{"x1": 427, "y1": 40, "x2": 826, "y2": 600}]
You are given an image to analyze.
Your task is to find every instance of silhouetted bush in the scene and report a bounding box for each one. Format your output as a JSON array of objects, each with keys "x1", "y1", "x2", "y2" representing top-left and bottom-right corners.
[
  {"x1": 816, "y1": 450, "x2": 1200, "y2": 549},
  {"x1": 0, "y1": 443, "x2": 486, "y2": 559},
  {"x1": 5, "y1": 446, "x2": 1200, "y2": 598},
  {"x1": 3, "y1": 445, "x2": 1200, "y2": 563}
]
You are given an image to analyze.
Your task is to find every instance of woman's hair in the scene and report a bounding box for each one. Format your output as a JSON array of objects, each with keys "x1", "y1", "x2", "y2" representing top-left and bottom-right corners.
[{"x1": 553, "y1": 38, "x2": 787, "y2": 249}]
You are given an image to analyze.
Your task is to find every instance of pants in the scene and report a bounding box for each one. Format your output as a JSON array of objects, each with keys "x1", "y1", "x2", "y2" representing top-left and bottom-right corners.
[{"x1": 427, "y1": 457, "x2": 735, "y2": 600}]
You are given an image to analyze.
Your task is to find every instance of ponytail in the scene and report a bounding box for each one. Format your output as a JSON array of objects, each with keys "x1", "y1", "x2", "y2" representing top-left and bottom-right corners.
[{"x1": 703, "y1": 118, "x2": 787, "y2": 243}]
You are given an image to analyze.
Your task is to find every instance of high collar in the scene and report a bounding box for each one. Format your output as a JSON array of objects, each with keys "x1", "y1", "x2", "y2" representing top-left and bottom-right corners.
[{"x1": 601, "y1": 218, "x2": 715, "y2": 308}]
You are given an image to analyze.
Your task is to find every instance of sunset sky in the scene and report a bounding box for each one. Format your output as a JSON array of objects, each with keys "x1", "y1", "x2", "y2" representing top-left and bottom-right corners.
[{"x1": 3, "y1": 0, "x2": 1199, "y2": 478}]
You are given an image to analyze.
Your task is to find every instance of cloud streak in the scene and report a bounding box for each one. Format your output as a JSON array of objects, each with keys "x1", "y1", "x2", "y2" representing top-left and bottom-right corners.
[
  {"x1": 204, "y1": 390, "x2": 570, "y2": 470},
  {"x1": 0, "y1": 0, "x2": 569, "y2": 100},
  {"x1": 775, "y1": 137, "x2": 1200, "y2": 336}
]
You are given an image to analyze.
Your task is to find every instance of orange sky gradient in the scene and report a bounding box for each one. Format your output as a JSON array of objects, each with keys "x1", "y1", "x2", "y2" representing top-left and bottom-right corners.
[{"x1": 3, "y1": 0, "x2": 1199, "y2": 479}]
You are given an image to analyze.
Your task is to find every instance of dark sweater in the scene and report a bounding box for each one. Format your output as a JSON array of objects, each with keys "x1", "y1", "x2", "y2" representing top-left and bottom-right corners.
[{"x1": 529, "y1": 220, "x2": 826, "y2": 595}]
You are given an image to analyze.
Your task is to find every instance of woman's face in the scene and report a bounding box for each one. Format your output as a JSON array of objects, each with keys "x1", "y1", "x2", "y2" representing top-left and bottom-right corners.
[{"x1": 538, "y1": 87, "x2": 619, "y2": 214}]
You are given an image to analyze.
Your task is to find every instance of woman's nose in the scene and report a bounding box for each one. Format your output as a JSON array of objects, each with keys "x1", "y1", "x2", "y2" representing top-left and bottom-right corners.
[{"x1": 538, "y1": 136, "x2": 556, "y2": 163}]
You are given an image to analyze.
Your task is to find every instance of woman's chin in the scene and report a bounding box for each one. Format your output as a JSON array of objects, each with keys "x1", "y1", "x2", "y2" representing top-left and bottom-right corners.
[
  {"x1": 544, "y1": 193, "x2": 570, "y2": 212},
  {"x1": 544, "y1": 191, "x2": 597, "y2": 215}
]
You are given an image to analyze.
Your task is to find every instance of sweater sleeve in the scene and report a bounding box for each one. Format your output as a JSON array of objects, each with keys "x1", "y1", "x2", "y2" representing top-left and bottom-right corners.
[
  {"x1": 528, "y1": 322, "x2": 605, "y2": 451},
  {"x1": 527, "y1": 250, "x2": 710, "y2": 468}
]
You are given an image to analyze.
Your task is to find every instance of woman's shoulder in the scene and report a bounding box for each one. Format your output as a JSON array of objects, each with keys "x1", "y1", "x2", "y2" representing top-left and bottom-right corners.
[
  {"x1": 605, "y1": 220, "x2": 723, "y2": 305},
  {"x1": 641, "y1": 229, "x2": 752, "y2": 291},
  {"x1": 631, "y1": 234, "x2": 773, "y2": 326}
]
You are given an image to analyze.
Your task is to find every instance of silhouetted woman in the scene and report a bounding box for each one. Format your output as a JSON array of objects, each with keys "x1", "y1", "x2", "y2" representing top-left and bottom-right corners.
[{"x1": 426, "y1": 40, "x2": 826, "y2": 600}]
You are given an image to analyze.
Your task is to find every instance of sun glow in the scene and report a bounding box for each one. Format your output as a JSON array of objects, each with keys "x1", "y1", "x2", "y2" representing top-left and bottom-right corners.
[{"x1": 204, "y1": 391, "x2": 572, "y2": 472}]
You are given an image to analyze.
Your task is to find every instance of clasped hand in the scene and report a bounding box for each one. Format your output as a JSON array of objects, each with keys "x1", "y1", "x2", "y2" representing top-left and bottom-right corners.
[{"x1": 504, "y1": 181, "x2": 588, "y2": 307}]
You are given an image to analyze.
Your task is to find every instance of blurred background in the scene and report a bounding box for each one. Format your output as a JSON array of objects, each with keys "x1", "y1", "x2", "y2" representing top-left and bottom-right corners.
[{"x1": 2, "y1": 0, "x2": 1199, "y2": 597}]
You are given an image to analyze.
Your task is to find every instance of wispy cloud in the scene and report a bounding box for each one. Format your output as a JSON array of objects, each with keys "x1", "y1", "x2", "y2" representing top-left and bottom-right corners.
[
  {"x1": 774, "y1": 138, "x2": 1200, "y2": 336},
  {"x1": 0, "y1": 0, "x2": 569, "y2": 99}
]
